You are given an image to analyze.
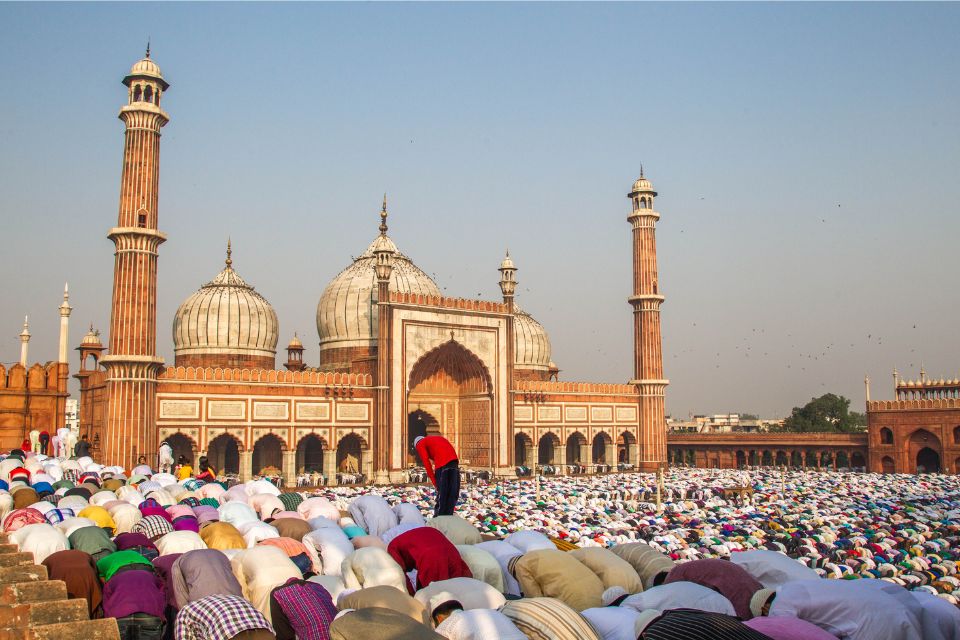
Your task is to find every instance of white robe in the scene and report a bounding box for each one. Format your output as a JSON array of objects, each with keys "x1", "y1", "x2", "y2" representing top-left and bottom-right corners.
[
  {"x1": 730, "y1": 549, "x2": 819, "y2": 589},
  {"x1": 435, "y1": 609, "x2": 527, "y2": 640},
  {"x1": 621, "y1": 581, "x2": 736, "y2": 617},
  {"x1": 340, "y1": 547, "x2": 407, "y2": 592},
  {"x1": 581, "y1": 607, "x2": 648, "y2": 640},
  {"x1": 770, "y1": 579, "x2": 923, "y2": 640}
]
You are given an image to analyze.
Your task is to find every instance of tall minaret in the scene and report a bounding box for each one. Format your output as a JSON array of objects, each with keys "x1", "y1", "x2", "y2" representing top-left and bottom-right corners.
[
  {"x1": 58, "y1": 283, "x2": 72, "y2": 364},
  {"x1": 57, "y1": 283, "x2": 73, "y2": 428},
  {"x1": 100, "y1": 47, "x2": 170, "y2": 469},
  {"x1": 627, "y1": 168, "x2": 668, "y2": 471},
  {"x1": 19, "y1": 316, "x2": 30, "y2": 367},
  {"x1": 372, "y1": 195, "x2": 395, "y2": 483}
]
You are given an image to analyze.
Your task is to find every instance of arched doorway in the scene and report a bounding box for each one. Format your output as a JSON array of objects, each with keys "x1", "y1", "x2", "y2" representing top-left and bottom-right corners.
[
  {"x1": 538, "y1": 433, "x2": 559, "y2": 465},
  {"x1": 336, "y1": 434, "x2": 364, "y2": 474},
  {"x1": 916, "y1": 448, "x2": 941, "y2": 474},
  {"x1": 252, "y1": 434, "x2": 284, "y2": 476},
  {"x1": 618, "y1": 431, "x2": 636, "y2": 466},
  {"x1": 514, "y1": 432, "x2": 533, "y2": 467},
  {"x1": 735, "y1": 450, "x2": 746, "y2": 469},
  {"x1": 296, "y1": 434, "x2": 325, "y2": 474},
  {"x1": 566, "y1": 432, "x2": 587, "y2": 467},
  {"x1": 592, "y1": 432, "x2": 613, "y2": 465},
  {"x1": 836, "y1": 451, "x2": 849, "y2": 468},
  {"x1": 907, "y1": 429, "x2": 942, "y2": 474},
  {"x1": 408, "y1": 340, "x2": 492, "y2": 467},
  {"x1": 881, "y1": 455, "x2": 895, "y2": 473},
  {"x1": 207, "y1": 434, "x2": 240, "y2": 475},
  {"x1": 406, "y1": 409, "x2": 438, "y2": 463},
  {"x1": 164, "y1": 433, "x2": 195, "y2": 466},
  {"x1": 851, "y1": 451, "x2": 866, "y2": 469},
  {"x1": 761, "y1": 450, "x2": 773, "y2": 466}
]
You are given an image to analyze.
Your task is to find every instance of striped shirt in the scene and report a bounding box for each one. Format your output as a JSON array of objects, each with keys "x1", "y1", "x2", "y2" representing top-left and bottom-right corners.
[
  {"x1": 270, "y1": 578, "x2": 337, "y2": 640},
  {"x1": 174, "y1": 594, "x2": 274, "y2": 640},
  {"x1": 640, "y1": 609, "x2": 772, "y2": 640},
  {"x1": 499, "y1": 597, "x2": 602, "y2": 640}
]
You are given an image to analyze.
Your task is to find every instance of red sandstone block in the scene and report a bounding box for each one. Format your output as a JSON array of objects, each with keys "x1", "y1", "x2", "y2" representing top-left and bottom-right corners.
[
  {"x1": 27, "y1": 599, "x2": 88, "y2": 625},
  {"x1": 28, "y1": 618, "x2": 120, "y2": 640},
  {"x1": 0, "y1": 603, "x2": 29, "y2": 629},
  {"x1": 0, "y1": 582, "x2": 66, "y2": 605},
  {"x1": 0, "y1": 556, "x2": 34, "y2": 570},
  {"x1": 0, "y1": 567, "x2": 45, "y2": 586}
]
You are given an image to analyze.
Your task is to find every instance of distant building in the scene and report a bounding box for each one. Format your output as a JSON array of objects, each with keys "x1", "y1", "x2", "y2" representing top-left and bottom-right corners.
[
  {"x1": 0, "y1": 294, "x2": 72, "y2": 451},
  {"x1": 65, "y1": 398, "x2": 78, "y2": 432},
  {"x1": 867, "y1": 370, "x2": 960, "y2": 474}
]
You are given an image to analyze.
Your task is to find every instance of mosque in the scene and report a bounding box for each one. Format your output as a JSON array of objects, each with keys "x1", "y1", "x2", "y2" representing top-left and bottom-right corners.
[{"x1": 70, "y1": 51, "x2": 669, "y2": 484}]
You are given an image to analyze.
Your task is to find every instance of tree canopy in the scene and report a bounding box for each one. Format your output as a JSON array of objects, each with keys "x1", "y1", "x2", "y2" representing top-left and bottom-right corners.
[{"x1": 776, "y1": 393, "x2": 867, "y2": 433}]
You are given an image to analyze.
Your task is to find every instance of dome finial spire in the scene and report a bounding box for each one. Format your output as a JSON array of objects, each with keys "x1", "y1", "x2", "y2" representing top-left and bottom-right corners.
[
  {"x1": 379, "y1": 193, "x2": 388, "y2": 236},
  {"x1": 225, "y1": 237, "x2": 233, "y2": 268},
  {"x1": 146, "y1": 38, "x2": 151, "y2": 59},
  {"x1": 640, "y1": 163, "x2": 644, "y2": 178}
]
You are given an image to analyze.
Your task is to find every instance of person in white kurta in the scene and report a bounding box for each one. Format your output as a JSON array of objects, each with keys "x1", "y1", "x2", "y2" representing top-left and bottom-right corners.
[
  {"x1": 730, "y1": 549, "x2": 819, "y2": 589},
  {"x1": 581, "y1": 606, "x2": 658, "y2": 640},
  {"x1": 434, "y1": 608, "x2": 527, "y2": 640},
  {"x1": 620, "y1": 581, "x2": 737, "y2": 617},
  {"x1": 769, "y1": 578, "x2": 923, "y2": 640}
]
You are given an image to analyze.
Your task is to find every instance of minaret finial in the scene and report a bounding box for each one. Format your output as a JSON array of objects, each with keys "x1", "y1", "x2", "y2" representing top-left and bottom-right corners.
[
  {"x1": 379, "y1": 193, "x2": 388, "y2": 236},
  {"x1": 146, "y1": 39, "x2": 151, "y2": 59},
  {"x1": 640, "y1": 163, "x2": 644, "y2": 178},
  {"x1": 226, "y1": 237, "x2": 233, "y2": 268}
]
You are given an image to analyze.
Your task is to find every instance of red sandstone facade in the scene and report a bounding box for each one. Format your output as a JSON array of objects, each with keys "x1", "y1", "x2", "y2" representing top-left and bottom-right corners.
[
  {"x1": 73, "y1": 52, "x2": 666, "y2": 481},
  {"x1": 867, "y1": 374, "x2": 960, "y2": 474}
]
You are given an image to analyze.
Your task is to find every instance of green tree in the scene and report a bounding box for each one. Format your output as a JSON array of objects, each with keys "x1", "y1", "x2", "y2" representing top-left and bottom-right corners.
[
  {"x1": 776, "y1": 393, "x2": 865, "y2": 433},
  {"x1": 740, "y1": 413, "x2": 759, "y2": 421}
]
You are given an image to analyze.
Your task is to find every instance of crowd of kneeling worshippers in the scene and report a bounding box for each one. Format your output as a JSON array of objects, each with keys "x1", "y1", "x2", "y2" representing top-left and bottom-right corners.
[{"x1": 1, "y1": 448, "x2": 959, "y2": 640}]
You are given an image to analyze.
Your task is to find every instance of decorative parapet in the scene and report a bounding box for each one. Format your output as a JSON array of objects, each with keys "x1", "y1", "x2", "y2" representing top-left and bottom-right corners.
[
  {"x1": 388, "y1": 291, "x2": 510, "y2": 314},
  {"x1": 515, "y1": 379, "x2": 639, "y2": 395},
  {"x1": 159, "y1": 366, "x2": 372, "y2": 386},
  {"x1": 867, "y1": 398, "x2": 960, "y2": 411}
]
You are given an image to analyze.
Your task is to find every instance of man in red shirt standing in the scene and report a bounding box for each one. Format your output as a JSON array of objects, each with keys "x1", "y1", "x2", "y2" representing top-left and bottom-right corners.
[{"x1": 413, "y1": 435, "x2": 460, "y2": 516}]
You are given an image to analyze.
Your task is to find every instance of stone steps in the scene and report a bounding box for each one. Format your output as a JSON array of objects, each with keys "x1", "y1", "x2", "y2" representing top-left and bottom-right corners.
[{"x1": 0, "y1": 533, "x2": 119, "y2": 640}]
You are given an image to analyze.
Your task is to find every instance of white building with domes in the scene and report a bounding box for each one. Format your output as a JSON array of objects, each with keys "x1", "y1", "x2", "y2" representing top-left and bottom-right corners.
[{"x1": 76, "y1": 51, "x2": 668, "y2": 482}]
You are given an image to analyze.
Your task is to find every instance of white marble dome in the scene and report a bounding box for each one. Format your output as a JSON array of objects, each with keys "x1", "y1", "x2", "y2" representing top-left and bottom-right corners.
[
  {"x1": 514, "y1": 307, "x2": 552, "y2": 370},
  {"x1": 316, "y1": 235, "x2": 441, "y2": 354},
  {"x1": 173, "y1": 254, "x2": 278, "y2": 363}
]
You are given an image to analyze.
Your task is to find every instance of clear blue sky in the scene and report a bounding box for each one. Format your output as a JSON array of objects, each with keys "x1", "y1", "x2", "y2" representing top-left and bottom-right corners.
[{"x1": 1, "y1": 3, "x2": 958, "y2": 418}]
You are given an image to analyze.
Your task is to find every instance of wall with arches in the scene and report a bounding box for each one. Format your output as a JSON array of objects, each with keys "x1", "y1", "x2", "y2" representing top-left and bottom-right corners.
[{"x1": 867, "y1": 399, "x2": 960, "y2": 474}]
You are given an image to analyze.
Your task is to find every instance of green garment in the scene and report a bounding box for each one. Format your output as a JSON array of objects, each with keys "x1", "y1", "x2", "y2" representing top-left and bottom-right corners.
[
  {"x1": 95, "y1": 550, "x2": 152, "y2": 581},
  {"x1": 69, "y1": 526, "x2": 117, "y2": 558}
]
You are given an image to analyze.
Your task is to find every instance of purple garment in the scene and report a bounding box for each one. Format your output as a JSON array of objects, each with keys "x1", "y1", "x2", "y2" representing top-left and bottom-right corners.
[
  {"x1": 153, "y1": 553, "x2": 183, "y2": 609},
  {"x1": 745, "y1": 616, "x2": 838, "y2": 640},
  {"x1": 664, "y1": 558, "x2": 764, "y2": 620},
  {"x1": 102, "y1": 570, "x2": 166, "y2": 618},
  {"x1": 173, "y1": 516, "x2": 200, "y2": 533},
  {"x1": 115, "y1": 532, "x2": 158, "y2": 552},
  {"x1": 172, "y1": 549, "x2": 243, "y2": 610}
]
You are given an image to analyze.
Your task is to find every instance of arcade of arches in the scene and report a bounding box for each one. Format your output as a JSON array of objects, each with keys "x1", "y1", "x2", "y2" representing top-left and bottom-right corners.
[
  {"x1": 666, "y1": 433, "x2": 869, "y2": 471},
  {"x1": 160, "y1": 431, "x2": 371, "y2": 485},
  {"x1": 407, "y1": 340, "x2": 493, "y2": 468},
  {"x1": 511, "y1": 430, "x2": 634, "y2": 472}
]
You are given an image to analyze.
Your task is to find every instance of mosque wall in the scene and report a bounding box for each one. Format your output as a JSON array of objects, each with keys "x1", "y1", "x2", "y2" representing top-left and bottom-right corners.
[
  {"x1": 0, "y1": 362, "x2": 67, "y2": 452},
  {"x1": 667, "y1": 432, "x2": 869, "y2": 470},
  {"x1": 867, "y1": 398, "x2": 960, "y2": 474}
]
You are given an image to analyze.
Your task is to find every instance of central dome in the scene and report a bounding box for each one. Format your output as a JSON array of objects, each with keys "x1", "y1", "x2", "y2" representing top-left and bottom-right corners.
[
  {"x1": 173, "y1": 246, "x2": 279, "y2": 370},
  {"x1": 316, "y1": 234, "x2": 441, "y2": 360}
]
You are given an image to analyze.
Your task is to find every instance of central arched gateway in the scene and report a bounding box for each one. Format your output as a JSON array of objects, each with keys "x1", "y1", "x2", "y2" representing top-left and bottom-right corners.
[
  {"x1": 908, "y1": 429, "x2": 942, "y2": 474},
  {"x1": 407, "y1": 339, "x2": 493, "y2": 468}
]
